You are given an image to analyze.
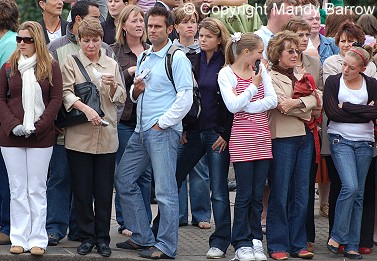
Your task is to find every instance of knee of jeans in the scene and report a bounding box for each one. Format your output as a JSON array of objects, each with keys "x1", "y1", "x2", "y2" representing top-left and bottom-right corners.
[{"x1": 342, "y1": 184, "x2": 358, "y2": 198}]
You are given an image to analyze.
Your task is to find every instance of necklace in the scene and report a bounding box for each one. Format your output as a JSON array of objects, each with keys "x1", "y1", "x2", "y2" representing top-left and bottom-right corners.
[{"x1": 46, "y1": 19, "x2": 61, "y2": 34}]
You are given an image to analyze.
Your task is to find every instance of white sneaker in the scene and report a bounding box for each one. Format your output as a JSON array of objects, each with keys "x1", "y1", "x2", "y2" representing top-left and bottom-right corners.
[
  {"x1": 252, "y1": 239, "x2": 267, "y2": 261},
  {"x1": 233, "y1": 247, "x2": 255, "y2": 261},
  {"x1": 206, "y1": 247, "x2": 225, "y2": 259}
]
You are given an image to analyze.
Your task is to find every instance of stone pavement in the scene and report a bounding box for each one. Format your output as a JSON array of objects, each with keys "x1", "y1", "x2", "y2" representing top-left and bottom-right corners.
[{"x1": 0, "y1": 191, "x2": 376, "y2": 260}]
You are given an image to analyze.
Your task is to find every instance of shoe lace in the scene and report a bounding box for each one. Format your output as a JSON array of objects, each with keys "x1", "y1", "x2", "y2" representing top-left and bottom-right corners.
[
  {"x1": 238, "y1": 247, "x2": 253, "y2": 255},
  {"x1": 253, "y1": 241, "x2": 264, "y2": 253}
]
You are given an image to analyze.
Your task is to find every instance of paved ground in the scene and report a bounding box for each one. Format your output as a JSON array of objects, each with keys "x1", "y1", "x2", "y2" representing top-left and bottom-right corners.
[{"x1": 0, "y1": 189, "x2": 376, "y2": 260}]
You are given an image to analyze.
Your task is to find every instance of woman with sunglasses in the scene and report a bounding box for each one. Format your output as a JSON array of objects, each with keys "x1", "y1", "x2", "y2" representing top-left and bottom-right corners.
[
  {"x1": 0, "y1": 21, "x2": 63, "y2": 255},
  {"x1": 282, "y1": 17, "x2": 323, "y2": 253},
  {"x1": 266, "y1": 31, "x2": 321, "y2": 260}
]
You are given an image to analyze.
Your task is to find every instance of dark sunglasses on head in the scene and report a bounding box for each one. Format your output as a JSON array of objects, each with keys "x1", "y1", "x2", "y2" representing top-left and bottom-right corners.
[{"x1": 16, "y1": 36, "x2": 34, "y2": 44}]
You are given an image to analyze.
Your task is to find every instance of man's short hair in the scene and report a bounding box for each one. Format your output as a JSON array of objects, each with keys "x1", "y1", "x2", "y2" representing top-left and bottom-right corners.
[
  {"x1": 0, "y1": 0, "x2": 19, "y2": 32},
  {"x1": 71, "y1": 0, "x2": 99, "y2": 22},
  {"x1": 146, "y1": 6, "x2": 174, "y2": 28},
  {"x1": 265, "y1": 0, "x2": 297, "y2": 19}
]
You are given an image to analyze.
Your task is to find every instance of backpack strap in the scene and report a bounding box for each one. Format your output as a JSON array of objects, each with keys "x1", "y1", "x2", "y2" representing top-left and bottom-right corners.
[
  {"x1": 5, "y1": 62, "x2": 11, "y2": 98},
  {"x1": 165, "y1": 45, "x2": 180, "y2": 93}
]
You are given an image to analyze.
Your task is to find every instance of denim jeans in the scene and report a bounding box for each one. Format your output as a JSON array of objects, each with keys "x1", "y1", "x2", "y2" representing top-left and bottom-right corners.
[
  {"x1": 267, "y1": 129, "x2": 314, "y2": 255},
  {"x1": 178, "y1": 155, "x2": 211, "y2": 225},
  {"x1": 329, "y1": 134, "x2": 374, "y2": 252},
  {"x1": 46, "y1": 144, "x2": 71, "y2": 240},
  {"x1": 115, "y1": 128, "x2": 181, "y2": 258},
  {"x1": 175, "y1": 129, "x2": 231, "y2": 253},
  {"x1": 115, "y1": 122, "x2": 152, "y2": 228},
  {"x1": 231, "y1": 160, "x2": 270, "y2": 250},
  {"x1": 0, "y1": 152, "x2": 10, "y2": 236}
]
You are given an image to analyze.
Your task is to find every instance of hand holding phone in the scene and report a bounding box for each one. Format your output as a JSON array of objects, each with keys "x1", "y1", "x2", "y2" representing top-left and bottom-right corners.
[
  {"x1": 252, "y1": 59, "x2": 262, "y2": 87},
  {"x1": 254, "y1": 59, "x2": 261, "y2": 75},
  {"x1": 138, "y1": 68, "x2": 151, "y2": 80},
  {"x1": 100, "y1": 119, "x2": 109, "y2": 127}
]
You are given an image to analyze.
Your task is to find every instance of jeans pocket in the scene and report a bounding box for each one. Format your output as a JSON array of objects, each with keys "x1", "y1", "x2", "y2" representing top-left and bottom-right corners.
[{"x1": 329, "y1": 134, "x2": 342, "y2": 145}]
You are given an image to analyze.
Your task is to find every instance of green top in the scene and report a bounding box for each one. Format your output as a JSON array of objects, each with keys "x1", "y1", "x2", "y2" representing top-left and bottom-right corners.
[
  {"x1": 0, "y1": 31, "x2": 17, "y2": 67},
  {"x1": 320, "y1": 0, "x2": 345, "y2": 24}
]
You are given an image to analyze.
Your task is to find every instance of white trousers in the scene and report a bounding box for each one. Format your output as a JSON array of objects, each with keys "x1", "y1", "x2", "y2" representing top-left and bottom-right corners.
[{"x1": 1, "y1": 146, "x2": 53, "y2": 250}]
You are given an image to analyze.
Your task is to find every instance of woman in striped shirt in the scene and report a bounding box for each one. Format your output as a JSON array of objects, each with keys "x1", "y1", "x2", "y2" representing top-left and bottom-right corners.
[{"x1": 218, "y1": 32, "x2": 277, "y2": 261}]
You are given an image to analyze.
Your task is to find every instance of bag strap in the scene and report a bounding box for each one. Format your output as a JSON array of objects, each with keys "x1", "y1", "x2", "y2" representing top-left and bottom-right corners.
[
  {"x1": 5, "y1": 62, "x2": 11, "y2": 98},
  {"x1": 165, "y1": 45, "x2": 180, "y2": 93},
  {"x1": 71, "y1": 55, "x2": 92, "y2": 82}
]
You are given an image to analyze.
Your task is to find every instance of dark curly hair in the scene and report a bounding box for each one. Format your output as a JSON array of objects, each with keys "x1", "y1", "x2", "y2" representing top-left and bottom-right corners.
[
  {"x1": 334, "y1": 22, "x2": 365, "y2": 47},
  {"x1": 0, "y1": 0, "x2": 19, "y2": 32}
]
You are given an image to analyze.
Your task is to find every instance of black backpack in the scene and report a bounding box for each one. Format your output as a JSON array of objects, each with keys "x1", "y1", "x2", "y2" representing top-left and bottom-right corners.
[{"x1": 140, "y1": 45, "x2": 201, "y2": 123}]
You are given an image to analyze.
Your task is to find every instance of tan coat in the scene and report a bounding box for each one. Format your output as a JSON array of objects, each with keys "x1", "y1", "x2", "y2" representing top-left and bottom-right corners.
[
  {"x1": 267, "y1": 70, "x2": 323, "y2": 139},
  {"x1": 62, "y1": 50, "x2": 126, "y2": 154},
  {"x1": 295, "y1": 54, "x2": 324, "y2": 91}
]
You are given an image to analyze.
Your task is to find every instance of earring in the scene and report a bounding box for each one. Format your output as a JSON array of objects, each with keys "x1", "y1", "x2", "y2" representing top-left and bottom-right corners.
[{"x1": 123, "y1": 30, "x2": 127, "y2": 37}]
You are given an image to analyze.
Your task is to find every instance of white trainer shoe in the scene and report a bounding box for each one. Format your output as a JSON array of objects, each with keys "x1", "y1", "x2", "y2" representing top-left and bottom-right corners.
[
  {"x1": 252, "y1": 239, "x2": 267, "y2": 261},
  {"x1": 206, "y1": 247, "x2": 225, "y2": 259},
  {"x1": 231, "y1": 247, "x2": 255, "y2": 261}
]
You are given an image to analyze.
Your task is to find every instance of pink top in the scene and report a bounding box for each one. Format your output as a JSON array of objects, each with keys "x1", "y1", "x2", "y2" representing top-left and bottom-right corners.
[
  {"x1": 137, "y1": 0, "x2": 156, "y2": 13},
  {"x1": 229, "y1": 74, "x2": 272, "y2": 163}
]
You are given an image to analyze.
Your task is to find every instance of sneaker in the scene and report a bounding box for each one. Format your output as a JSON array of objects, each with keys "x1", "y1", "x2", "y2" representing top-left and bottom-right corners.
[
  {"x1": 234, "y1": 247, "x2": 255, "y2": 261},
  {"x1": 206, "y1": 247, "x2": 225, "y2": 259},
  {"x1": 252, "y1": 239, "x2": 267, "y2": 261},
  {"x1": 48, "y1": 234, "x2": 59, "y2": 246}
]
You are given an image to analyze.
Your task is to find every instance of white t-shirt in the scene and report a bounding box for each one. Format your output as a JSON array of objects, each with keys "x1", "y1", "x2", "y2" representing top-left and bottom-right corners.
[{"x1": 328, "y1": 76, "x2": 374, "y2": 142}]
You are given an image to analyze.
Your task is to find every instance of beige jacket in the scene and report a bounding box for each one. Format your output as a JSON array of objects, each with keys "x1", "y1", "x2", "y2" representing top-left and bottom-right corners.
[
  {"x1": 62, "y1": 50, "x2": 126, "y2": 154},
  {"x1": 295, "y1": 54, "x2": 324, "y2": 91},
  {"x1": 268, "y1": 70, "x2": 323, "y2": 139}
]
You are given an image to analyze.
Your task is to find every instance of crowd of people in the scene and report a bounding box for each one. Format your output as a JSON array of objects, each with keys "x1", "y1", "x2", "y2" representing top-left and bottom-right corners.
[{"x1": 1, "y1": 0, "x2": 377, "y2": 260}]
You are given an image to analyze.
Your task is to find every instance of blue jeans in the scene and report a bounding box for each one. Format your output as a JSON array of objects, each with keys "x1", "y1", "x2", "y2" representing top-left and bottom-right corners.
[
  {"x1": 329, "y1": 134, "x2": 373, "y2": 252},
  {"x1": 115, "y1": 122, "x2": 152, "y2": 228},
  {"x1": 115, "y1": 128, "x2": 181, "y2": 258},
  {"x1": 267, "y1": 129, "x2": 314, "y2": 255},
  {"x1": 0, "y1": 152, "x2": 10, "y2": 236},
  {"x1": 232, "y1": 160, "x2": 270, "y2": 250},
  {"x1": 175, "y1": 129, "x2": 231, "y2": 253},
  {"x1": 179, "y1": 155, "x2": 211, "y2": 225},
  {"x1": 46, "y1": 144, "x2": 71, "y2": 240}
]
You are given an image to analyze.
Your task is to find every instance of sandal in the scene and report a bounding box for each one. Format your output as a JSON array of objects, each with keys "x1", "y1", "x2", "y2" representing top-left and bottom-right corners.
[
  {"x1": 198, "y1": 221, "x2": 211, "y2": 229},
  {"x1": 138, "y1": 246, "x2": 174, "y2": 259},
  {"x1": 319, "y1": 204, "x2": 329, "y2": 218},
  {"x1": 116, "y1": 239, "x2": 150, "y2": 250}
]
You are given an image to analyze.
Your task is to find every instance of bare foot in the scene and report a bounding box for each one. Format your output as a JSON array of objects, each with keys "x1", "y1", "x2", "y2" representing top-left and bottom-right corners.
[
  {"x1": 122, "y1": 229, "x2": 133, "y2": 237},
  {"x1": 198, "y1": 221, "x2": 211, "y2": 229}
]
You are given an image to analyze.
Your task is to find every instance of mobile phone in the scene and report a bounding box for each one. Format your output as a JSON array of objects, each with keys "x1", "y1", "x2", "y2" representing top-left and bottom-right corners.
[
  {"x1": 254, "y1": 59, "x2": 261, "y2": 75},
  {"x1": 100, "y1": 119, "x2": 109, "y2": 127},
  {"x1": 139, "y1": 68, "x2": 151, "y2": 80}
]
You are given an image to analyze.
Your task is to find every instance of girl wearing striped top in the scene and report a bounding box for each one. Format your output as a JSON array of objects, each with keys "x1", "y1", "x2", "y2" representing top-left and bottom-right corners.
[{"x1": 218, "y1": 32, "x2": 277, "y2": 261}]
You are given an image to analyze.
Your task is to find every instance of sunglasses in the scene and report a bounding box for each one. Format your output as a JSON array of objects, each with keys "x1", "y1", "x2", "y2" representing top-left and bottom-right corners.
[
  {"x1": 16, "y1": 36, "x2": 34, "y2": 44},
  {"x1": 285, "y1": 49, "x2": 301, "y2": 55}
]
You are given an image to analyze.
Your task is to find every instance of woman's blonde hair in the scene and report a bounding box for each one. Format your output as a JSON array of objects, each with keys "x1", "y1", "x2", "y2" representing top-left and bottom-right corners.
[
  {"x1": 198, "y1": 17, "x2": 230, "y2": 53},
  {"x1": 9, "y1": 21, "x2": 53, "y2": 84},
  {"x1": 115, "y1": 5, "x2": 146, "y2": 45},
  {"x1": 78, "y1": 17, "x2": 104, "y2": 40},
  {"x1": 267, "y1": 30, "x2": 299, "y2": 65},
  {"x1": 346, "y1": 45, "x2": 373, "y2": 67},
  {"x1": 224, "y1": 33, "x2": 263, "y2": 65}
]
